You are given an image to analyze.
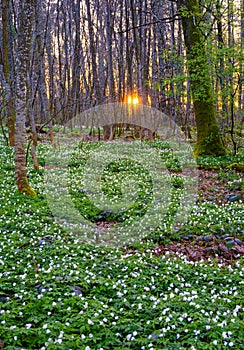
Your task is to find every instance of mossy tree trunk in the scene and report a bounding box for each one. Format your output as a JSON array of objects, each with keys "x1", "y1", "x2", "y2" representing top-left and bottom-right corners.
[
  {"x1": 178, "y1": 0, "x2": 226, "y2": 156},
  {"x1": 15, "y1": 0, "x2": 36, "y2": 198}
]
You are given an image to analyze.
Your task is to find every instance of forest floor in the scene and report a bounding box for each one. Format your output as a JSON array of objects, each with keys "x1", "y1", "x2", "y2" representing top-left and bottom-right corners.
[
  {"x1": 150, "y1": 168, "x2": 244, "y2": 267},
  {"x1": 0, "y1": 134, "x2": 243, "y2": 349},
  {"x1": 94, "y1": 165, "x2": 244, "y2": 266}
]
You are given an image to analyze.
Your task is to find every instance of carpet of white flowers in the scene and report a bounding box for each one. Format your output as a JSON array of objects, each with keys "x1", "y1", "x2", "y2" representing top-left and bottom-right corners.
[{"x1": 0, "y1": 136, "x2": 243, "y2": 350}]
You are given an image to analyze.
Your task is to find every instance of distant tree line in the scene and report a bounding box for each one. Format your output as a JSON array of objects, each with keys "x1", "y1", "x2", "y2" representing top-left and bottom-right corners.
[{"x1": 0, "y1": 0, "x2": 243, "y2": 194}]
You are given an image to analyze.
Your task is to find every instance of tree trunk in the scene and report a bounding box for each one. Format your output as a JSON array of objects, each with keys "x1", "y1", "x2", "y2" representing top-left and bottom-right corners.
[
  {"x1": 71, "y1": 0, "x2": 81, "y2": 115},
  {"x1": 239, "y1": 0, "x2": 244, "y2": 110},
  {"x1": 2, "y1": 0, "x2": 15, "y2": 146},
  {"x1": 125, "y1": 0, "x2": 133, "y2": 95},
  {"x1": 85, "y1": 0, "x2": 102, "y2": 104},
  {"x1": 216, "y1": 0, "x2": 228, "y2": 119},
  {"x1": 178, "y1": 0, "x2": 226, "y2": 156},
  {"x1": 118, "y1": 0, "x2": 125, "y2": 101},
  {"x1": 105, "y1": 0, "x2": 115, "y2": 101},
  {"x1": 15, "y1": 0, "x2": 36, "y2": 197}
]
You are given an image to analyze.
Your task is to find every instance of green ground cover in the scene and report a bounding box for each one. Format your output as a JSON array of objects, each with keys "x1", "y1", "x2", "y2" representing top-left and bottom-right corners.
[{"x1": 0, "y1": 135, "x2": 243, "y2": 349}]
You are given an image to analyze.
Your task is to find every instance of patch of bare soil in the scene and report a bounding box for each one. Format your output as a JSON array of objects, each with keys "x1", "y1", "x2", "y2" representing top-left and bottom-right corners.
[
  {"x1": 152, "y1": 235, "x2": 244, "y2": 267},
  {"x1": 94, "y1": 220, "x2": 121, "y2": 235},
  {"x1": 150, "y1": 169, "x2": 243, "y2": 266},
  {"x1": 197, "y1": 169, "x2": 243, "y2": 205}
]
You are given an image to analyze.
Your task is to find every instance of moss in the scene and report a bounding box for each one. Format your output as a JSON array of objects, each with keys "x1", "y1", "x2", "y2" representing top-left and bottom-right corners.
[
  {"x1": 20, "y1": 187, "x2": 37, "y2": 198},
  {"x1": 226, "y1": 163, "x2": 244, "y2": 172},
  {"x1": 194, "y1": 131, "x2": 226, "y2": 157},
  {"x1": 180, "y1": 0, "x2": 226, "y2": 158},
  {"x1": 193, "y1": 104, "x2": 226, "y2": 157},
  {"x1": 19, "y1": 177, "x2": 37, "y2": 199}
]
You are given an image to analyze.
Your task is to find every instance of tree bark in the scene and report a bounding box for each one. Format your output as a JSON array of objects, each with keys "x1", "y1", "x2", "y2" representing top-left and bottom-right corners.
[
  {"x1": 85, "y1": 0, "x2": 102, "y2": 104},
  {"x1": 2, "y1": 0, "x2": 15, "y2": 146},
  {"x1": 15, "y1": 0, "x2": 36, "y2": 197},
  {"x1": 105, "y1": 0, "x2": 115, "y2": 100},
  {"x1": 178, "y1": 0, "x2": 226, "y2": 156},
  {"x1": 216, "y1": 0, "x2": 228, "y2": 119},
  {"x1": 71, "y1": 0, "x2": 81, "y2": 115},
  {"x1": 239, "y1": 0, "x2": 244, "y2": 110}
]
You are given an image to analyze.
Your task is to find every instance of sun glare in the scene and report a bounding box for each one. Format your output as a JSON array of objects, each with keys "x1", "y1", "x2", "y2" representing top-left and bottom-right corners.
[{"x1": 127, "y1": 94, "x2": 139, "y2": 105}]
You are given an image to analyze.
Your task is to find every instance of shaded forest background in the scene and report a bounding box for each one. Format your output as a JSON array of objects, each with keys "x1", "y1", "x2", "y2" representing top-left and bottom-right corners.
[{"x1": 0, "y1": 0, "x2": 243, "y2": 147}]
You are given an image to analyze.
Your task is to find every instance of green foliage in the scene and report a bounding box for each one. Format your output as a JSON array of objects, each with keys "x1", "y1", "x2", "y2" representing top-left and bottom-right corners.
[
  {"x1": 197, "y1": 150, "x2": 244, "y2": 169},
  {"x1": 145, "y1": 140, "x2": 172, "y2": 150},
  {"x1": 170, "y1": 175, "x2": 185, "y2": 189},
  {"x1": 69, "y1": 151, "x2": 154, "y2": 223},
  {"x1": 0, "y1": 137, "x2": 243, "y2": 349}
]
